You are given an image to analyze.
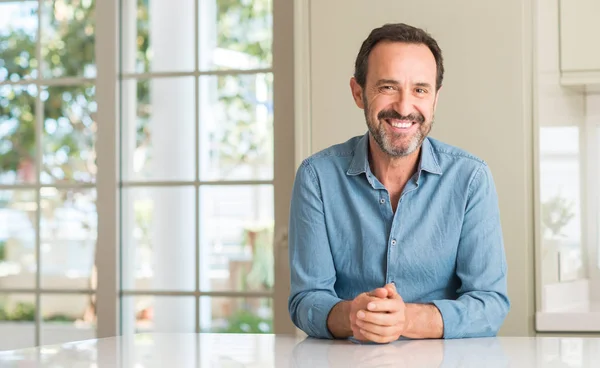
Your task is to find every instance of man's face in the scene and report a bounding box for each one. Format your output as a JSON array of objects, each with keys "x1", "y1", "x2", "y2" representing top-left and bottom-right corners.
[{"x1": 351, "y1": 41, "x2": 440, "y2": 157}]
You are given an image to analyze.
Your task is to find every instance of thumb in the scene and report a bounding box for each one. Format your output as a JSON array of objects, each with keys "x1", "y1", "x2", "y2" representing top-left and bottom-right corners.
[
  {"x1": 368, "y1": 287, "x2": 388, "y2": 299},
  {"x1": 385, "y1": 283, "x2": 402, "y2": 300}
]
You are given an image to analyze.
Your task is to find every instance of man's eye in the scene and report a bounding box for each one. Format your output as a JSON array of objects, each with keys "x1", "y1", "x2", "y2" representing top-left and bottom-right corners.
[
  {"x1": 416, "y1": 88, "x2": 428, "y2": 94},
  {"x1": 379, "y1": 86, "x2": 394, "y2": 92}
]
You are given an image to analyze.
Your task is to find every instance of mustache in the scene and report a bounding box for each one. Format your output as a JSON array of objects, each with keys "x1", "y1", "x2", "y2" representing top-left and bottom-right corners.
[{"x1": 377, "y1": 109, "x2": 425, "y2": 124}]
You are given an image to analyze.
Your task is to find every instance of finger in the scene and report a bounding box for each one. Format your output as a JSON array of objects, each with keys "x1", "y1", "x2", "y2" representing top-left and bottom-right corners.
[
  {"x1": 351, "y1": 327, "x2": 369, "y2": 342},
  {"x1": 358, "y1": 328, "x2": 396, "y2": 344},
  {"x1": 367, "y1": 287, "x2": 388, "y2": 299},
  {"x1": 384, "y1": 283, "x2": 403, "y2": 301},
  {"x1": 357, "y1": 310, "x2": 404, "y2": 327},
  {"x1": 365, "y1": 298, "x2": 403, "y2": 313},
  {"x1": 355, "y1": 319, "x2": 400, "y2": 337}
]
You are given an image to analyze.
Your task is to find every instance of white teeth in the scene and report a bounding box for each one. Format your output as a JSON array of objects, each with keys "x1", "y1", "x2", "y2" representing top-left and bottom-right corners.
[{"x1": 390, "y1": 121, "x2": 412, "y2": 128}]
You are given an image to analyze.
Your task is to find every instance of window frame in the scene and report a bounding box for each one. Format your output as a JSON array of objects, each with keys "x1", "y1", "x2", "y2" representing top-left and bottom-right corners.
[{"x1": 0, "y1": 0, "x2": 297, "y2": 345}]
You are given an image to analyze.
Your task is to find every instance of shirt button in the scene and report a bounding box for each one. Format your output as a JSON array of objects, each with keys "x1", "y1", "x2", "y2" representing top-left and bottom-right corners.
[
  {"x1": 391, "y1": 239, "x2": 397, "y2": 246},
  {"x1": 380, "y1": 199, "x2": 385, "y2": 204}
]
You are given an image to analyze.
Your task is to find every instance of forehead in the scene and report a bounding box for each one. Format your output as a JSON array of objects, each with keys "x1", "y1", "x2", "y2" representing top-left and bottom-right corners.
[{"x1": 366, "y1": 41, "x2": 437, "y2": 84}]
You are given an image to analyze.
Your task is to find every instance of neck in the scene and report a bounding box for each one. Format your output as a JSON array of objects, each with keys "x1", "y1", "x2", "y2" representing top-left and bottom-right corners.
[{"x1": 368, "y1": 135, "x2": 421, "y2": 190}]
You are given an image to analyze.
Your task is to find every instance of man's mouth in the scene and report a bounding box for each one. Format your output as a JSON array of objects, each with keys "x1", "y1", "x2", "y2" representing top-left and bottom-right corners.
[{"x1": 385, "y1": 119, "x2": 416, "y2": 129}]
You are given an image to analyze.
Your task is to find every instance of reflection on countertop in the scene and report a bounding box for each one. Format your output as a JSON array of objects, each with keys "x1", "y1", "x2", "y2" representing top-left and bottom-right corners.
[{"x1": 0, "y1": 332, "x2": 599, "y2": 367}]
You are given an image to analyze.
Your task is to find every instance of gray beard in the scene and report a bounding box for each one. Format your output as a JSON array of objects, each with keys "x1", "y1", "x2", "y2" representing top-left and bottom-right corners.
[{"x1": 368, "y1": 120, "x2": 424, "y2": 157}]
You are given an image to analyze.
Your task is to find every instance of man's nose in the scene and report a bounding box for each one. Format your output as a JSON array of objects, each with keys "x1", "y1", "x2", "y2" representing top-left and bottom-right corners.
[{"x1": 391, "y1": 92, "x2": 414, "y2": 117}]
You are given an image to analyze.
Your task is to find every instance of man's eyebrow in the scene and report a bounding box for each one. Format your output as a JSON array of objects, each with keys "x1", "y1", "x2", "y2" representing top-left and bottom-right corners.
[
  {"x1": 415, "y1": 82, "x2": 433, "y2": 89},
  {"x1": 375, "y1": 80, "x2": 433, "y2": 89},
  {"x1": 375, "y1": 79, "x2": 400, "y2": 86}
]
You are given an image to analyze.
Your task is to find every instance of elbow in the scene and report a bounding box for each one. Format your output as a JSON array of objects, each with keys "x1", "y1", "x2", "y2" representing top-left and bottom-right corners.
[
  {"x1": 288, "y1": 294, "x2": 301, "y2": 329},
  {"x1": 495, "y1": 292, "x2": 511, "y2": 334},
  {"x1": 288, "y1": 293, "x2": 312, "y2": 337},
  {"x1": 442, "y1": 290, "x2": 510, "y2": 339}
]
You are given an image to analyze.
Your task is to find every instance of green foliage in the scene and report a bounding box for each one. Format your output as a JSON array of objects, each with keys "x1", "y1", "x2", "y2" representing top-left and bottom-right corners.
[
  {"x1": 0, "y1": 0, "x2": 96, "y2": 183},
  {"x1": 11, "y1": 302, "x2": 36, "y2": 321},
  {"x1": 541, "y1": 193, "x2": 575, "y2": 238},
  {"x1": 45, "y1": 314, "x2": 75, "y2": 323},
  {"x1": 0, "y1": 302, "x2": 36, "y2": 322},
  {"x1": 214, "y1": 0, "x2": 273, "y2": 171},
  {"x1": 217, "y1": 0, "x2": 271, "y2": 66},
  {"x1": 0, "y1": 301, "x2": 76, "y2": 322},
  {"x1": 0, "y1": 240, "x2": 6, "y2": 261},
  {"x1": 0, "y1": 85, "x2": 36, "y2": 180}
]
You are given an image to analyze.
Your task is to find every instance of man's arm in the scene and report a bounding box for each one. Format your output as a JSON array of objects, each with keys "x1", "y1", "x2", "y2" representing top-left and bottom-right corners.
[
  {"x1": 402, "y1": 303, "x2": 444, "y2": 339},
  {"x1": 431, "y1": 163, "x2": 510, "y2": 339},
  {"x1": 288, "y1": 160, "x2": 342, "y2": 339},
  {"x1": 327, "y1": 301, "x2": 353, "y2": 338}
]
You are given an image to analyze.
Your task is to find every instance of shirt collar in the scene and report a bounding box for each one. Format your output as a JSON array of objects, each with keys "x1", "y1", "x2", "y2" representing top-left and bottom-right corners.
[{"x1": 346, "y1": 132, "x2": 443, "y2": 177}]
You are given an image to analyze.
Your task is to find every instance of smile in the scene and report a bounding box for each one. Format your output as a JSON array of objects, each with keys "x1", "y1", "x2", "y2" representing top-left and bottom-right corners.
[{"x1": 385, "y1": 119, "x2": 417, "y2": 130}]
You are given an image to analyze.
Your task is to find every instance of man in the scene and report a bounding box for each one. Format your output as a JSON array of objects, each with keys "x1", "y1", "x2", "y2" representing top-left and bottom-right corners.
[{"x1": 287, "y1": 23, "x2": 510, "y2": 343}]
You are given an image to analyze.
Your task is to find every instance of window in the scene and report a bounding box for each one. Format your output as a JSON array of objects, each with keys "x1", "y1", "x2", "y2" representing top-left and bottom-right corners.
[
  {"x1": 0, "y1": 0, "x2": 293, "y2": 350},
  {"x1": 539, "y1": 127, "x2": 583, "y2": 284},
  {"x1": 118, "y1": 0, "x2": 276, "y2": 335},
  {"x1": 0, "y1": 0, "x2": 98, "y2": 350}
]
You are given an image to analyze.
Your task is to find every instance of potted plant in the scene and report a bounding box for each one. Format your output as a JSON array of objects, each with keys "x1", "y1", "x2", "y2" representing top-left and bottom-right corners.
[{"x1": 540, "y1": 193, "x2": 575, "y2": 284}]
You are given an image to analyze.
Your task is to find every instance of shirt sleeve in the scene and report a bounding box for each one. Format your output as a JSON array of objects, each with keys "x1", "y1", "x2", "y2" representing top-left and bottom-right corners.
[
  {"x1": 287, "y1": 159, "x2": 342, "y2": 339},
  {"x1": 432, "y1": 163, "x2": 510, "y2": 338}
]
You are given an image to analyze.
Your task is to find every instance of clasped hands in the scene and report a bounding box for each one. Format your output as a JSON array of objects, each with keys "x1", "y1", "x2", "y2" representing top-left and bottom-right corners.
[{"x1": 349, "y1": 283, "x2": 407, "y2": 344}]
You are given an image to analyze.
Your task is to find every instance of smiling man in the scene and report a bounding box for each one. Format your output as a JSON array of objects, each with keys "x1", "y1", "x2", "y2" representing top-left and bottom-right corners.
[{"x1": 288, "y1": 23, "x2": 510, "y2": 342}]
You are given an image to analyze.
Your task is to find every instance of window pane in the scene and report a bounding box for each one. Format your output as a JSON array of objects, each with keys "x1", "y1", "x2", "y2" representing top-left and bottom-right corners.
[
  {"x1": 199, "y1": 297, "x2": 272, "y2": 333},
  {"x1": 539, "y1": 127, "x2": 584, "y2": 284},
  {"x1": 42, "y1": 84, "x2": 96, "y2": 184},
  {"x1": 0, "y1": 293, "x2": 35, "y2": 351},
  {"x1": 40, "y1": 188, "x2": 97, "y2": 289},
  {"x1": 121, "y1": 78, "x2": 195, "y2": 182},
  {"x1": 199, "y1": 0, "x2": 272, "y2": 71},
  {"x1": 42, "y1": 0, "x2": 96, "y2": 79},
  {"x1": 0, "y1": 191, "x2": 36, "y2": 289},
  {"x1": 199, "y1": 74, "x2": 273, "y2": 181},
  {"x1": 121, "y1": 187, "x2": 195, "y2": 291},
  {"x1": 41, "y1": 294, "x2": 96, "y2": 345},
  {"x1": 0, "y1": 85, "x2": 37, "y2": 184},
  {"x1": 121, "y1": 0, "x2": 194, "y2": 74},
  {"x1": 0, "y1": 1, "x2": 39, "y2": 83},
  {"x1": 121, "y1": 296, "x2": 195, "y2": 334},
  {"x1": 199, "y1": 185, "x2": 273, "y2": 292}
]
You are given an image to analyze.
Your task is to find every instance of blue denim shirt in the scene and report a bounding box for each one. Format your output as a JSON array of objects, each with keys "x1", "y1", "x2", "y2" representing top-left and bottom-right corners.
[{"x1": 288, "y1": 132, "x2": 510, "y2": 339}]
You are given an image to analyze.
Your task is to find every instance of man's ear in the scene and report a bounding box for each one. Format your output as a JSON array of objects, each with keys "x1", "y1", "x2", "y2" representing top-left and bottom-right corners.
[{"x1": 350, "y1": 77, "x2": 365, "y2": 109}]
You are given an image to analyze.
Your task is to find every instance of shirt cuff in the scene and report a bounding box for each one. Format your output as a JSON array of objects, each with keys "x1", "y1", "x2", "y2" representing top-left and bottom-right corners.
[
  {"x1": 305, "y1": 294, "x2": 343, "y2": 339},
  {"x1": 431, "y1": 299, "x2": 463, "y2": 339}
]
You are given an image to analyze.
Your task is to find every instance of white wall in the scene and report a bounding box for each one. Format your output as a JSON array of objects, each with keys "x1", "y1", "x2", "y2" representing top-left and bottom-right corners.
[{"x1": 301, "y1": 0, "x2": 534, "y2": 336}]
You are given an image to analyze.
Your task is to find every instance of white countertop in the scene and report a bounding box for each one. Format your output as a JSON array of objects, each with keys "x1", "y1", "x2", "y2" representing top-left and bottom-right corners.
[{"x1": 0, "y1": 333, "x2": 599, "y2": 367}]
